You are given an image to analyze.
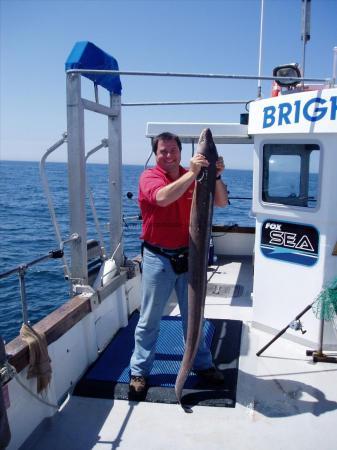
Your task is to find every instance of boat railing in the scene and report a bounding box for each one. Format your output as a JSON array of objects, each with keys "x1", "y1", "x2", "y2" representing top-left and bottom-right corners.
[
  {"x1": 67, "y1": 66, "x2": 334, "y2": 173},
  {"x1": 122, "y1": 100, "x2": 249, "y2": 106},
  {"x1": 0, "y1": 246, "x2": 71, "y2": 326},
  {"x1": 40, "y1": 135, "x2": 113, "y2": 279},
  {"x1": 65, "y1": 61, "x2": 335, "y2": 194},
  {"x1": 85, "y1": 139, "x2": 109, "y2": 259},
  {"x1": 40, "y1": 133, "x2": 70, "y2": 278},
  {"x1": 66, "y1": 68, "x2": 331, "y2": 85}
]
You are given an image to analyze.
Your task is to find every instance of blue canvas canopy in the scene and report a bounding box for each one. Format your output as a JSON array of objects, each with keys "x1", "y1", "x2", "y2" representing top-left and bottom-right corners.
[{"x1": 65, "y1": 41, "x2": 122, "y2": 95}]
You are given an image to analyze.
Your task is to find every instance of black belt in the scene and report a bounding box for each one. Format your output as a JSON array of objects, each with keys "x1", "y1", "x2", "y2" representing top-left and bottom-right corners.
[
  {"x1": 142, "y1": 242, "x2": 189, "y2": 274},
  {"x1": 142, "y1": 241, "x2": 188, "y2": 257}
]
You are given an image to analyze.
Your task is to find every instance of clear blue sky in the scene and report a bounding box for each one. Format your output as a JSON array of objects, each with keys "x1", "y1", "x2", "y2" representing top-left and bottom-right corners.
[{"x1": 1, "y1": 0, "x2": 336, "y2": 169}]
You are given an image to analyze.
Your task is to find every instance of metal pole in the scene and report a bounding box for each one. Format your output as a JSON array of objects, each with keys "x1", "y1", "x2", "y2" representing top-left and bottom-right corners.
[
  {"x1": 85, "y1": 139, "x2": 108, "y2": 160},
  {"x1": 121, "y1": 100, "x2": 248, "y2": 106},
  {"x1": 94, "y1": 83, "x2": 99, "y2": 103},
  {"x1": 67, "y1": 68, "x2": 328, "y2": 84},
  {"x1": 257, "y1": 0, "x2": 265, "y2": 98},
  {"x1": 316, "y1": 316, "x2": 325, "y2": 355},
  {"x1": 332, "y1": 46, "x2": 337, "y2": 86},
  {"x1": 66, "y1": 72, "x2": 88, "y2": 285},
  {"x1": 108, "y1": 93, "x2": 123, "y2": 268},
  {"x1": 18, "y1": 267, "x2": 29, "y2": 325},
  {"x1": 85, "y1": 140, "x2": 109, "y2": 258},
  {"x1": 0, "y1": 250, "x2": 64, "y2": 280},
  {"x1": 40, "y1": 133, "x2": 71, "y2": 279},
  {"x1": 301, "y1": 0, "x2": 311, "y2": 81}
]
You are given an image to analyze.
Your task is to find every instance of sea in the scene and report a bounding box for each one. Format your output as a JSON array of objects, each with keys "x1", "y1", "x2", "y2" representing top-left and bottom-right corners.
[{"x1": 0, "y1": 161, "x2": 253, "y2": 343}]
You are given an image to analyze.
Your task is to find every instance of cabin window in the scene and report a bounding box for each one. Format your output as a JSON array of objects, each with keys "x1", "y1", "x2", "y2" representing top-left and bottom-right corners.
[{"x1": 262, "y1": 143, "x2": 320, "y2": 208}]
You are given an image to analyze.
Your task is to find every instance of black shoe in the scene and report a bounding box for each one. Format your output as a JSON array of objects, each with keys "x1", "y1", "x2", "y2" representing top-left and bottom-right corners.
[
  {"x1": 195, "y1": 367, "x2": 224, "y2": 385},
  {"x1": 129, "y1": 375, "x2": 147, "y2": 395}
]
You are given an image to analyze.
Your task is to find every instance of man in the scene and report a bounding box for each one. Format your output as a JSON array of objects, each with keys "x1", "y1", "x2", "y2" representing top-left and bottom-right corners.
[{"x1": 129, "y1": 132, "x2": 228, "y2": 395}]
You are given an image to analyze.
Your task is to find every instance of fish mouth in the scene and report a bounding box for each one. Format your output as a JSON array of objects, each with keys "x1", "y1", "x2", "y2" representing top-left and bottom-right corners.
[{"x1": 198, "y1": 128, "x2": 213, "y2": 146}]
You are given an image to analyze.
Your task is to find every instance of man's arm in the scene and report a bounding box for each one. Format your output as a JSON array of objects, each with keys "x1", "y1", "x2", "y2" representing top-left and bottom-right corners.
[
  {"x1": 214, "y1": 179, "x2": 229, "y2": 206},
  {"x1": 214, "y1": 156, "x2": 228, "y2": 207},
  {"x1": 155, "y1": 154, "x2": 208, "y2": 207}
]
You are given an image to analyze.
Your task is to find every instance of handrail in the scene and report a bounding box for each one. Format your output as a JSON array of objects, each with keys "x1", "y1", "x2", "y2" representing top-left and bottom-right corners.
[
  {"x1": 40, "y1": 135, "x2": 110, "y2": 277},
  {"x1": 0, "y1": 250, "x2": 64, "y2": 325},
  {"x1": 122, "y1": 100, "x2": 249, "y2": 106},
  {"x1": 67, "y1": 68, "x2": 331, "y2": 84},
  {"x1": 39, "y1": 133, "x2": 70, "y2": 278},
  {"x1": 85, "y1": 139, "x2": 109, "y2": 259},
  {"x1": 0, "y1": 250, "x2": 64, "y2": 281},
  {"x1": 0, "y1": 235, "x2": 79, "y2": 325}
]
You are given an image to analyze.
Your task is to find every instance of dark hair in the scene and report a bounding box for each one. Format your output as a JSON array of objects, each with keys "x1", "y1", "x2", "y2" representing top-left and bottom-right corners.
[{"x1": 152, "y1": 132, "x2": 182, "y2": 154}]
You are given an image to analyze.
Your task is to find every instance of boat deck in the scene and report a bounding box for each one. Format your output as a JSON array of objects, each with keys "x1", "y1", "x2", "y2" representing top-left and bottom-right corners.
[{"x1": 21, "y1": 256, "x2": 337, "y2": 450}]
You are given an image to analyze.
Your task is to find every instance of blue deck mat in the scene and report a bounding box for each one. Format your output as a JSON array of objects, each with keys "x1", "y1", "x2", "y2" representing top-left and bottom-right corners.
[{"x1": 85, "y1": 312, "x2": 215, "y2": 388}]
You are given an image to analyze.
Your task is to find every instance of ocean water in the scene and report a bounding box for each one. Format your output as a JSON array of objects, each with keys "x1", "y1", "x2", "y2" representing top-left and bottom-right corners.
[{"x1": 0, "y1": 161, "x2": 253, "y2": 343}]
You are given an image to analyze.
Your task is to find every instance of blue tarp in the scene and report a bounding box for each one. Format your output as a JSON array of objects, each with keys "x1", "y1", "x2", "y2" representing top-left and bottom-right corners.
[{"x1": 65, "y1": 41, "x2": 122, "y2": 95}]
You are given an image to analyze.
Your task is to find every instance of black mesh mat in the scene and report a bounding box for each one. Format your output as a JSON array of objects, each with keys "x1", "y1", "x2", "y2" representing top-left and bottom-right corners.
[{"x1": 74, "y1": 314, "x2": 242, "y2": 408}]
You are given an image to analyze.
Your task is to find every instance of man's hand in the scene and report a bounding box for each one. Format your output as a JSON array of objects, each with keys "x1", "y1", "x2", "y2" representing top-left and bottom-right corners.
[
  {"x1": 190, "y1": 155, "x2": 224, "y2": 178},
  {"x1": 189, "y1": 154, "x2": 209, "y2": 177}
]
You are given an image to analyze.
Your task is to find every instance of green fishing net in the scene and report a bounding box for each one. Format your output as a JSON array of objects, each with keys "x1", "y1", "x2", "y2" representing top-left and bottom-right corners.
[{"x1": 312, "y1": 278, "x2": 337, "y2": 321}]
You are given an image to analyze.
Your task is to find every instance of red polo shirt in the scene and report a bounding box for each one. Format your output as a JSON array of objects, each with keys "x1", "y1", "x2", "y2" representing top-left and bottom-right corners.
[{"x1": 139, "y1": 165, "x2": 194, "y2": 249}]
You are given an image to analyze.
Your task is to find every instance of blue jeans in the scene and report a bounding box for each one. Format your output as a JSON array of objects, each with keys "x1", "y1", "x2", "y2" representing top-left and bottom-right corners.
[{"x1": 130, "y1": 247, "x2": 213, "y2": 377}]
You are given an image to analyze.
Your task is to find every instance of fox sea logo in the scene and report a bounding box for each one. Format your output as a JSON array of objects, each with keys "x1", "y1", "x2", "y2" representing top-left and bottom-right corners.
[{"x1": 261, "y1": 220, "x2": 319, "y2": 266}]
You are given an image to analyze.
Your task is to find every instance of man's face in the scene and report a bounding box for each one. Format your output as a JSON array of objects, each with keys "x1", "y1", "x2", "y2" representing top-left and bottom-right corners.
[{"x1": 155, "y1": 138, "x2": 181, "y2": 173}]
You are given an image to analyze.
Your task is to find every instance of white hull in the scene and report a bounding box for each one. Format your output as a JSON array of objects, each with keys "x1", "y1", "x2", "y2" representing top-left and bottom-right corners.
[{"x1": 6, "y1": 247, "x2": 337, "y2": 450}]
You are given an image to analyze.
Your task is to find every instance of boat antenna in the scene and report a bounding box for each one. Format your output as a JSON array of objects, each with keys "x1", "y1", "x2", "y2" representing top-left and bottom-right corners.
[
  {"x1": 333, "y1": 46, "x2": 337, "y2": 86},
  {"x1": 301, "y1": 0, "x2": 311, "y2": 81},
  {"x1": 257, "y1": 0, "x2": 265, "y2": 98}
]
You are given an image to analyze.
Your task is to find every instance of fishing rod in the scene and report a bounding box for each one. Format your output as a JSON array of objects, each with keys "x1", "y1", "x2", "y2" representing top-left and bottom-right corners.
[
  {"x1": 257, "y1": 278, "x2": 337, "y2": 363},
  {"x1": 256, "y1": 302, "x2": 312, "y2": 357}
]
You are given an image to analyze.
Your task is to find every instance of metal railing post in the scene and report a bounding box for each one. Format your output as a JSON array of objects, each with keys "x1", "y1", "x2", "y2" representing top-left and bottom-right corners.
[
  {"x1": 85, "y1": 140, "x2": 109, "y2": 259},
  {"x1": 108, "y1": 93, "x2": 123, "y2": 268},
  {"x1": 40, "y1": 133, "x2": 70, "y2": 279},
  {"x1": 18, "y1": 267, "x2": 29, "y2": 325},
  {"x1": 66, "y1": 72, "x2": 88, "y2": 285}
]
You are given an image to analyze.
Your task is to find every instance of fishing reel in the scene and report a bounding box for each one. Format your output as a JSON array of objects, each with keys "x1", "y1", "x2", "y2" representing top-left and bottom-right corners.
[{"x1": 289, "y1": 319, "x2": 307, "y2": 334}]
